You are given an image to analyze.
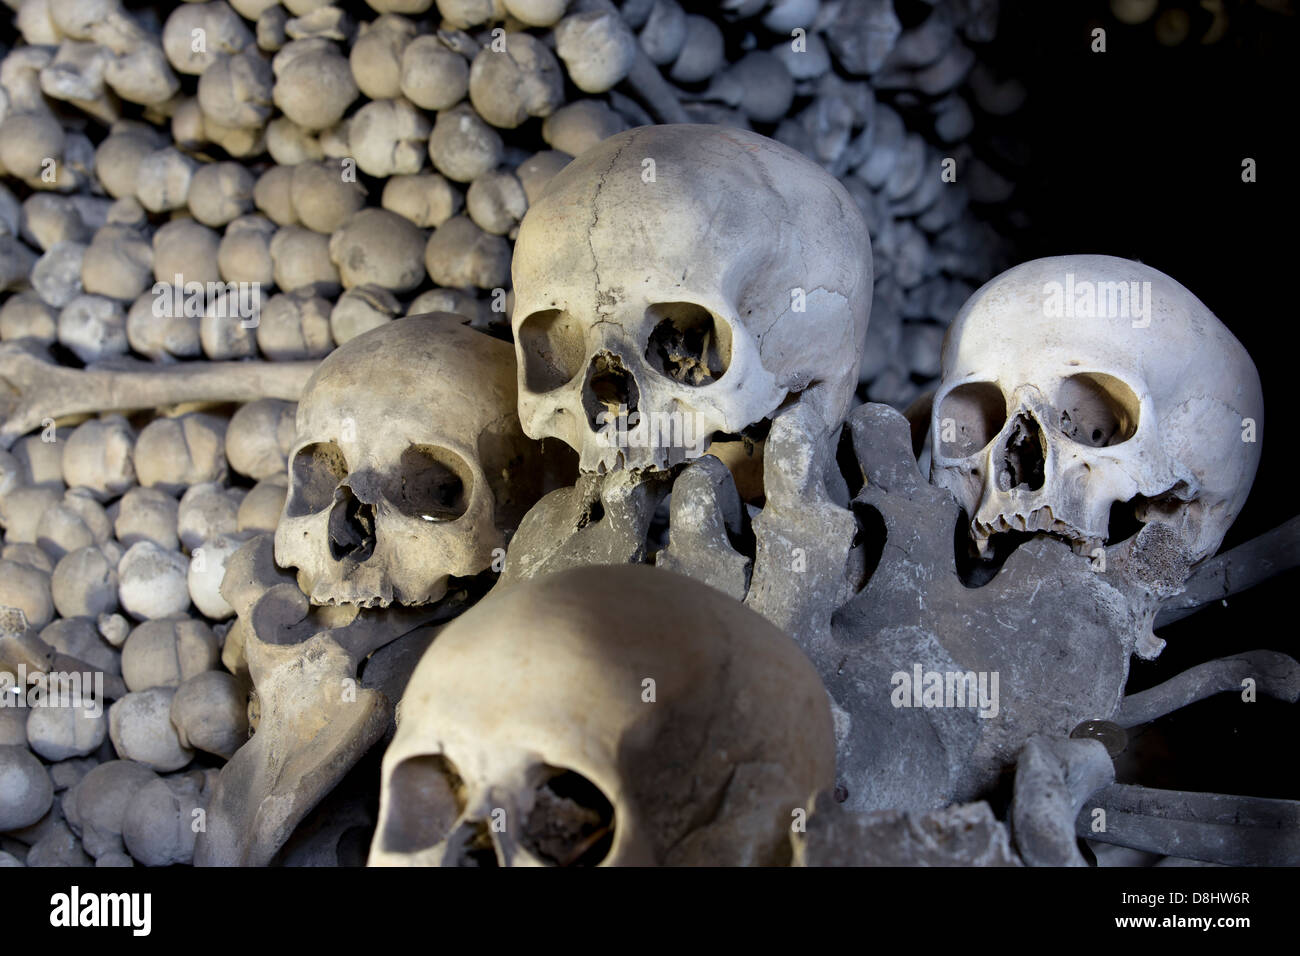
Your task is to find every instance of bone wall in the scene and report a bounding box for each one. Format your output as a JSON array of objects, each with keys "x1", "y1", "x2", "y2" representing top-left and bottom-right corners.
[{"x1": 0, "y1": 0, "x2": 1022, "y2": 867}]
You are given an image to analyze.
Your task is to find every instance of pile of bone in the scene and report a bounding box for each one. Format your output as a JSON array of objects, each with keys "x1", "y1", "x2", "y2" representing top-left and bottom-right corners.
[
  {"x1": 0, "y1": 0, "x2": 1022, "y2": 866},
  {"x1": 0, "y1": 0, "x2": 1022, "y2": 397},
  {"x1": 0, "y1": 402, "x2": 289, "y2": 866}
]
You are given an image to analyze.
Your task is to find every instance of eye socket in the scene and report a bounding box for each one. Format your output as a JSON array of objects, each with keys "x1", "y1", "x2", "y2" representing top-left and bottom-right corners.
[
  {"x1": 380, "y1": 754, "x2": 465, "y2": 855},
  {"x1": 285, "y1": 442, "x2": 347, "y2": 516},
  {"x1": 518, "y1": 309, "x2": 587, "y2": 393},
  {"x1": 519, "y1": 767, "x2": 615, "y2": 867},
  {"x1": 934, "y1": 382, "x2": 1007, "y2": 459},
  {"x1": 387, "y1": 444, "x2": 472, "y2": 521},
  {"x1": 1056, "y1": 373, "x2": 1140, "y2": 447},
  {"x1": 644, "y1": 303, "x2": 731, "y2": 386}
]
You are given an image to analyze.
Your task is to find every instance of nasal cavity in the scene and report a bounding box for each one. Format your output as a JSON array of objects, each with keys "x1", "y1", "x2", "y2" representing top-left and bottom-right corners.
[
  {"x1": 450, "y1": 819, "x2": 500, "y2": 868},
  {"x1": 581, "y1": 352, "x2": 639, "y2": 432},
  {"x1": 329, "y1": 484, "x2": 377, "y2": 562},
  {"x1": 998, "y1": 414, "x2": 1045, "y2": 492}
]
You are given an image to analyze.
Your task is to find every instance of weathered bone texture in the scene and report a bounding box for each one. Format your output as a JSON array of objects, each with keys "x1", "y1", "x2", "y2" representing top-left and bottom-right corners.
[
  {"x1": 504, "y1": 398, "x2": 1224, "y2": 817},
  {"x1": 195, "y1": 315, "x2": 563, "y2": 863},
  {"x1": 272, "y1": 784, "x2": 374, "y2": 867},
  {"x1": 499, "y1": 119, "x2": 873, "y2": 693},
  {"x1": 194, "y1": 533, "x2": 451, "y2": 866},
  {"x1": 654, "y1": 453, "x2": 749, "y2": 598},
  {"x1": 553, "y1": 396, "x2": 860, "y2": 651},
  {"x1": 821, "y1": 402, "x2": 1198, "y2": 809},
  {"x1": 1010, "y1": 735, "x2": 1114, "y2": 866},
  {"x1": 498, "y1": 467, "x2": 673, "y2": 584},
  {"x1": 1155, "y1": 515, "x2": 1300, "y2": 626},
  {"x1": 1078, "y1": 785, "x2": 1300, "y2": 866},
  {"x1": 511, "y1": 124, "x2": 871, "y2": 473},
  {"x1": 370, "y1": 563, "x2": 835, "y2": 866},
  {"x1": 0, "y1": 342, "x2": 316, "y2": 448},
  {"x1": 929, "y1": 255, "x2": 1263, "y2": 570},
  {"x1": 0, "y1": 0, "x2": 1284, "y2": 868},
  {"x1": 274, "y1": 314, "x2": 555, "y2": 608},
  {"x1": 791, "y1": 793, "x2": 1020, "y2": 866},
  {"x1": 0, "y1": 605, "x2": 127, "y2": 700},
  {"x1": 741, "y1": 400, "x2": 858, "y2": 647}
]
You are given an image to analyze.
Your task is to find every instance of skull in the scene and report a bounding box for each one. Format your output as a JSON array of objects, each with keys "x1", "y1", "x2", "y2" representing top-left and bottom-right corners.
[
  {"x1": 929, "y1": 255, "x2": 1263, "y2": 565},
  {"x1": 511, "y1": 124, "x2": 872, "y2": 473},
  {"x1": 369, "y1": 564, "x2": 835, "y2": 866},
  {"x1": 274, "y1": 315, "x2": 544, "y2": 607}
]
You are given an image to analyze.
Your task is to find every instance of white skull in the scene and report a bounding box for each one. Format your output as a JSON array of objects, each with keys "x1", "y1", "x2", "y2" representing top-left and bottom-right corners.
[
  {"x1": 274, "y1": 315, "x2": 543, "y2": 607},
  {"x1": 929, "y1": 255, "x2": 1263, "y2": 564},
  {"x1": 369, "y1": 564, "x2": 835, "y2": 866},
  {"x1": 511, "y1": 124, "x2": 872, "y2": 473}
]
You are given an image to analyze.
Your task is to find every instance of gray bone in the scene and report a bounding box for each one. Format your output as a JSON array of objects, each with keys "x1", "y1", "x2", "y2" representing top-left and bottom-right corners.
[
  {"x1": 1155, "y1": 516, "x2": 1300, "y2": 627},
  {"x1": 1078, "y1": 784, "x2": 1300, "y2": 866},
  {"x1": 1115, "y1": 650, "x2": 1300, "y2": 728},
  {"x1": 1011, "y1": 735, "x2": 1114, "y2": 866}
]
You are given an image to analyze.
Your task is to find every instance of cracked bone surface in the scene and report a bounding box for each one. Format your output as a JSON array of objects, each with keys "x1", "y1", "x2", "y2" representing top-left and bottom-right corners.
[
  {"x1": 0, "y1": 343, "x2": 317, "y2": 447},
  {"x1": 511, "y1": 123, "x2": 871, "y2": 473},
  {"x1": 929, "y1": 255, "x2": 1263, "y2": 568},
  {"x1": 370, "y1": 563, "x2": 835, "y2": 866},
  {"x1": 274, "y1": 314, "x2": 549, "y2": 608}
]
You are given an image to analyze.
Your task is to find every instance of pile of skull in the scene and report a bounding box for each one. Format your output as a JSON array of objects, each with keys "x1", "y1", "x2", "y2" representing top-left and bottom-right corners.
[
  {"x1": 0, "y1": 0, "x2": 1019, "y2": 868},
  {"x1": 3, "y1": 120, "x2": 1295, "y2": 867},
  {"x1": 0, "y1": 0, "x2": 1293, "y2": 865},
  {"x1": 0, "y1": 0, "x2": 1020, "y2": 412}
]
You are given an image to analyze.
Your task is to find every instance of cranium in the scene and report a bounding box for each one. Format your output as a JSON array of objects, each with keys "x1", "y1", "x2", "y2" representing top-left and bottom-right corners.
[
  {"x1": 369, "y1": 564, "x2": 835, "y2": 866},
  {"x1": 929, "y1": 255, "x2": 1263, "y2": 565},
  {"x1": 511, "y1": 124, "x2": 872, "y2": 473},
  {"x1": 274, "y1": 315, "x2": 543, "y2": 607}
]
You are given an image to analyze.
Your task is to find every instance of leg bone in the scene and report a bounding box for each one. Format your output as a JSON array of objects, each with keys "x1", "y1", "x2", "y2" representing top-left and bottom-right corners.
[
  {"x1": 0, "y1": 342, "x2": 317, "y2": 448},
  {"x1": 1078, "y1": 784, "x2": 1300, "y2": 866},
  {"x1": 193, "y1": 536, "x2": 450, "y2": 866},
  {"x1": 1114, "y1": 650, "x2": 1300, "y2": 728},
  {"x1": 1011, "y1": 735, "x2": 1115, "y2": 866},
  {"x1": 1155, "y1": 516, "x2": 1300, "y2": 627}
]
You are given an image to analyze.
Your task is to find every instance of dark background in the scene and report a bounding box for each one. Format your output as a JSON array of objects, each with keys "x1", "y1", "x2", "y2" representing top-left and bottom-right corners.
[
  {"x1": 977, "y1": 0, "x2": 1298, "y2": 801},
  {"x1": 985, "y1": 0, "x2": 1295, "y2": 551}
]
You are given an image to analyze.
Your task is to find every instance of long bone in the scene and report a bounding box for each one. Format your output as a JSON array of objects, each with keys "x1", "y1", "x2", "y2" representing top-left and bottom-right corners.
[
  {"x1": 1010, "y1": 735, "x2": 1115, "y2": 867},
  {"x1": 1077, "y1": 784, "x2": 1300, "y2": 866},
  {"x1": 1114, "y1": 649, "x2": 1300, "y2": 728},
  {"x1": 0, "y1": 342, "x2": 317, "y2": 448},
  {"x1": 1155, "y1": 516, "x2": 1300, "y2": 627},
  {"x1": 194, "y1": 535, "x2": 455, "y2": 866}
]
